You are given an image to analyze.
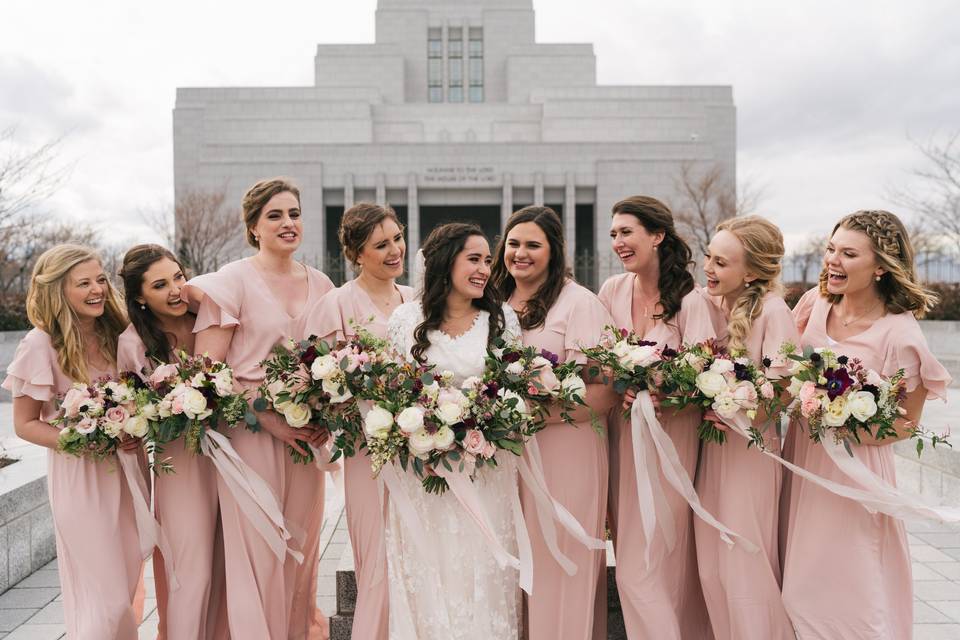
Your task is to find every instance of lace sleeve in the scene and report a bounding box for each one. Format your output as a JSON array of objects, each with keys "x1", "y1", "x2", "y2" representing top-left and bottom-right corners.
[
  {"x1": 502, "y1": 304, "x2": 523, "y2": 347},
  {"x1": 387, "y1": 302, "x2": 421, "y2": 361}
]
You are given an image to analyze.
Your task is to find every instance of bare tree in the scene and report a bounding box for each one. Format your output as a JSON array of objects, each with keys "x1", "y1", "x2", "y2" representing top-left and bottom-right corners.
[
  {"x1": 143, "y1": 187, "x2": 243, "y2": 276},
  {"x1": 889, "y1": 131, "x2": 960, "y2": 256},
  {"x1": 788, "y1": 233, "x2": 829, "y2": 286},
  {"x1": 0, "y1": 220, "x2": 100, "y2": 298},
  {"x1": 0, "y1": 127, "x2": 70, "y2": 227},
  {"x1": 671, "y1": 162, "x2": 764, "y2": 255}
]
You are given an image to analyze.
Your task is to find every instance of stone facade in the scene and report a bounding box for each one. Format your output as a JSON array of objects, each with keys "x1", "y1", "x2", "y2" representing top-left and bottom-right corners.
[{"x1": 173, "y1": 0, "x2": 735, "y2": 286}]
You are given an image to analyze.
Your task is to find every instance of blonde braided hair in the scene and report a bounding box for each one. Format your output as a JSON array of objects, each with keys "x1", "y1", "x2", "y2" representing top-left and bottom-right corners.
[
  {"x1": 716, "y1": 216, "x2": 785, "y2": 357},
  {"x1": 818, "y1": 210, "x2": 938, "y2": 318}
]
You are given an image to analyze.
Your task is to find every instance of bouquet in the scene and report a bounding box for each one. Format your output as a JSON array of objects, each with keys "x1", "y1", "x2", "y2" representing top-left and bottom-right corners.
[
  {"x1": 785, "y1": 347, "x2": 950, "y2": 456},
  {"x1": 141, "y1": 353, "x2": 250, "y2": 470},
  {"x1": 582, "y1": 326, "x2": 664, "y2": 395},
  {"x1": 54, "y1": 372, "x2": 149, "y2": 459},
  {"x1": 255, "y1": 335, "x2": 365, "y2": 464},
  {"x1": 656, "y1": 340, "x2": 782, "y2": 446}
]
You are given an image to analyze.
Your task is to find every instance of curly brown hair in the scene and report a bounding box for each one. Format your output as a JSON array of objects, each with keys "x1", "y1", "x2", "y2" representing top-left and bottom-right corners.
[
  {"x1": 411, "y1": 223, "x2": 505, "y2": 363},
  {"x1": 490, "y1": 206, "x2": 570, "y2": 330},
  {"x1": 818, "y1": 210, "x2": 938, "y2": 318}
]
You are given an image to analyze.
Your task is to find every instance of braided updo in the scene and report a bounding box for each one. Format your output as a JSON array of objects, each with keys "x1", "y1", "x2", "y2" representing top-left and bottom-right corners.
[{"x1": 818, "y1": 210, "x2": 938, "y2": 318}]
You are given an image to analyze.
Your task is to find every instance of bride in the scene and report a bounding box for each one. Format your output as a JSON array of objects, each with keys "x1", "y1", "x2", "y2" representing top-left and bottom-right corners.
[{"x1": 385, "y1": 222, "x2": 523, "y2": 639}]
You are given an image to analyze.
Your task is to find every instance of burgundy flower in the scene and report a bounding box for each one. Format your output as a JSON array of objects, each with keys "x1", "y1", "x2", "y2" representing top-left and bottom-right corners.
[
  {"x1": 503, "y1": 351, "x2": 522, "y2": 363},
  {"x1": 539, "y1": 349, "x2": 560, "y2": 367},
  {"x1": 662, "y1": 346, "x2": 678, "y2": 359},
  {"x1": 484, "y1": 381, "x2": 499, "y2": 398},
  {"x1": 733, "y1": 362, "x2": 751, "y2": 381},
  {"x1": 823, "y1": 367, "x2": 854, "y2": 400},
  {"x1": 300, "y1": 345, "x2": 319, "y2": 366}
]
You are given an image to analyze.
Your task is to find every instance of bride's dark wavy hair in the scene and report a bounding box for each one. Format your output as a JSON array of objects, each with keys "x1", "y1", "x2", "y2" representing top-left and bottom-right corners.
[
  {"x1": 612, "y1": 195, "x2": 695, "y2": 323},
  {"x1": 411, "y1": 223, "x2": 505, "y2": 364}
]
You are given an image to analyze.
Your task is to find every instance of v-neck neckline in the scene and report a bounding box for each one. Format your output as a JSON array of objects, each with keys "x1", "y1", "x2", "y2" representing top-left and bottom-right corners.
[
  {"x1": 820, "y1": 297, "x2": 889, "y2": 346},
  {"x1": 246, "y1": 257, "x2": 312, "y2": 321},
  {"x1": 353, "y1": 279, "x2": 406, "y2": 322}
]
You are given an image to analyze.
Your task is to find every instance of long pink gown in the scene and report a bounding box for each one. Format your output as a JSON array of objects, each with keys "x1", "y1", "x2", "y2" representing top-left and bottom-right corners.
[
  {"x1": 183, "y1": 258, "x2": 334, "y2": 640},
  {"x1": 597, "y1": 273, "x2": 716, "y2": 640},
  {"x1": 2, "y1": 329, "x2": 143, "y2": 639},
  {"x1": 781, "y1": 287, "x2": 952, "y2": 639},
  {"x1": 298, "y1": 278, "x2": 414, "y2": 640},
  {"x1": 117, "y1": 324, "x2": 229, "y2": 640},
  {"x1": 516, "y1": 280, "x2": 612, "y2": 640},
  {"x1": 693, "y1": 292, "x2": 796, "y2": 640}
]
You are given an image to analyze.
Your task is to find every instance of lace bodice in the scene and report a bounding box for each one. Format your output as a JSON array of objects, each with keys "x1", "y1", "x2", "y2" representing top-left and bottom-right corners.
[{"x1": 387, "y1": 302, "x2": 521, "y2": 383}]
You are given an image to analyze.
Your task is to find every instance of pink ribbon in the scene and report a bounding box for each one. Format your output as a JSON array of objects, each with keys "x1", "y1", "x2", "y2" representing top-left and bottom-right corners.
[
  {"x1": 117, "y1": 450, "x2": 180, "y2": 590},
  {"x1": 200, "y1": 430, "x2": 304, "y2": 563},
  {"x1": 631, "y1": 392, "x2": 759, "y2": 554}
]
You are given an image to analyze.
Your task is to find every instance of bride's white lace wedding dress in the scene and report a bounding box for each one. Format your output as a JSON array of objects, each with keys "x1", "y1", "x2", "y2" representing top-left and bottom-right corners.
[{"x1": 385, "y1": 301, "x2": 522, "y2": 640}]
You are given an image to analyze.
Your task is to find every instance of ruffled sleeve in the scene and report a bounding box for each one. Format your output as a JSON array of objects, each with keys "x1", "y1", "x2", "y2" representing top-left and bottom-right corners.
[
  {"x1": 792, "y1": 287, "x2": 820, "y2": 335},
  {"x1": 387, "y1": 302, "x2": 421, "y2": 362},
  {"x1": 116, "y1": 325, "x2": 150, "y2": 381},
  {"x1": 756, "y1": 296, "x2": 801, "y2": 379},
  {"x1": 562, "y1": 284, "x2": 613, "y2": 364},
  {"x1": 1, "y1": 329, "x2": 58, "y2": 402},
  {"x1": 299, "y1": 289, "x2": 345, "y2": 344},
  {"x1": 182, "y1": 267, "x2": 243, "y2": 333},
  {"x1": 881, "y1": 316, "x2": 952, "y2": 401},
  {"x1": 678, "y1": 287, "x2": 724, "y2": 347}
]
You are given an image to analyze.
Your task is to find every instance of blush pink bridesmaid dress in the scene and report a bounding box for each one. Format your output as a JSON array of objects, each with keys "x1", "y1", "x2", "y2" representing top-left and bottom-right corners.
[
  {"x1": 183, "y1": 258, "x2": 333, "y2": 640},
  {"x1": 298, "y1": 278, "x2": 414, "y2": 640},
  {"x1": 781, "y1": 287, "x2": 951, "y2": 639},
  {"x1": 598, "y1": 273, "x2": 717, "y2": 640},
  {"x1": 693, "y1": 292, "x2": 796, "y2": 640},
  {"x1": 517, "y1": 280, "x2": 612, "y2": 640},
  {"x1": 117, "y1": 324, "x2": 229, "y2": 640},
  {"x1": 3, "y1": 329, "x2": 143, "y2": 639}
]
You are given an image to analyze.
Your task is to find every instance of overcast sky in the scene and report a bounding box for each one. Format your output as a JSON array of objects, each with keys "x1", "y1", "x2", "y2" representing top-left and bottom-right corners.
[{"x1": 2, "y1": 0, "x2": 958, "y2": 251}]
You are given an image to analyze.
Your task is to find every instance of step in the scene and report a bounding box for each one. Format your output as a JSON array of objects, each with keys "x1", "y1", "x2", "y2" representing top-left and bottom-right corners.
[{"x1": 331, "y1": 541, "x2": 626, "y2": 639}]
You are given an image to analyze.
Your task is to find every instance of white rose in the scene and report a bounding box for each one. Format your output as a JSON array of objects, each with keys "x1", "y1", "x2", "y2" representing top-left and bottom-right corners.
[
  {"x1": 396, "y1": 406, "x2": 426, "y2": 435},
  {"x1": 123, "y1": 414, "x2": 149, "y2": 438},
  {"x1": 709, "y1": 358, "x2": 735, "y2": 374},
  {"x1": 498, "y1": 388, "x2": 528, "y2": 415},
  {"x1": 364, "y1": 405, "x2": 394, "y2": 439},
  {"x1": 506, "y1": 361, "x2": 525, "y2": 376},
  {"x1": 140, "y1": 403, "x2": 158, "y2": 421},
  {"x1": 560, "y1": 375, "x2": 587, "y2": 402},
  {"x1": 190, "y1": 372, "x2": 206, "y2": 389},
  {"x1": 712, "y1": 392, "x2": 740, "y2": 419},
  {"x1": 310, "y1": 354, "x2": 339, "y2": 381},
  {"x1": 821, "y1": 396, "x2": 853, "y2": 427},
  {"x1": 182, "y1": 389, "x2": 212, "y2": 420},
  {"x1": 281, "y1": 402, "x2": 312, "y2": 428},
  {"x1": 102, "y1": 419, "x2": 124, "y2": 439},
  {"x1": 158, "y1": 398, "x2": 173, "y2": 418},
  {"x1": 624, "y1": 344, "x2": 660, "y2": 368},
  {"x1": 212, "y1": 370, "x2": 233, "y2": 396},
  {"x1": 847, "y1": 390, "x2": 878, "y2": 423},
  {"x1": 787, "y1": 377, "x2": 804, "y2": 397},
  {"x1": 322, "y1": 376, "x2": 353, "y2": 403},
  {"x1": 407, "y1": 428, "x2": 436, "y2": 456},
  {"x1": 433, "y1": 426, "x2": 455, "y2": 450},
  {"x1": 695, "y1": 370, "x2": 728, "y2": 398},
  {"x1": 436, "y1": 401, "x2": 465, "y2": 425},
  {"x1": 531, "y1": 356, "x2": 551, "y2": 370}
]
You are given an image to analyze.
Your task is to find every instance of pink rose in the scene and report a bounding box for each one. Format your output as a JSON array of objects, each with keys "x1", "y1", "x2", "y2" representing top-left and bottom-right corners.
[
  {"x1": 527, "y1": 384, "x2": 539, "y2": 396},
  {"x1": 798, "y1": 381, "x2": 818, "y2": 403},
  {"x1": 105, "y1": 406, "x2": 129, "y2": 424},
  {"x1": 149, "y1": 363, "x2": 180, "y2": 387},
  {"x1": 800, "y1": 394, "x2": 823, "y2": 418},
  {"x1": 759, "y1": 381, "x2": 776, "y2": 400},
  {"x1": 171, "y1": 395, "x2": 186, "y2": 415},
  {"x1": 463, "y1": 429, "x2": 488, "y2": 455},
  {"x1": 74, "y1": 417, "x2": 97, "y2": 435},
  {"x1": 731, "y1": 381, "x2": 758, "y2": 409},
  {"x1": 481, "y1": 441, "x2": 496, "y2": 459}
]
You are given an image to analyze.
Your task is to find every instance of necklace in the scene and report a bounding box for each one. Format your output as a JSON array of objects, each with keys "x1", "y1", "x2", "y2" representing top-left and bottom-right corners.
[
  {"x1": 838, "y1": 300, "x2": 883, "y2": 327},
  {"x1": 358, "y1": 278, "x2": 399, "y2": 310}
]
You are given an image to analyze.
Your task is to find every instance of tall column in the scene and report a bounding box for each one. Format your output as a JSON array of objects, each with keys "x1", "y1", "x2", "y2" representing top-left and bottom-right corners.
[
  {"x1": 343, "y1": 174, "x2": 355, "y2": 277},
  {"x1": 564, "y1": 172, "x2": 576, "y2": 269},
  {"x1": 501, "y1": 173, "x2": 513, "y2": 228},
  {"x1": 407, "y1": 173, "x2": 420, "y2": 280},
  {"x1": 534, "y1": 172, "x2": 544, "y2": 206},
  {"x1": 376, "y1": 173, "x2": 386, "y2": 205}
]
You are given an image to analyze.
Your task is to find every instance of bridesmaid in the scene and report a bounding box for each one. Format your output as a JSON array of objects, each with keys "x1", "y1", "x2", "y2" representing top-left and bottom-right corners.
[
  {"x1": 696, "y1": 216, "x2": 796, "y2": 639},
  {"x1": 298, "y1": 203, "x2": 413, "y2": 640},
  {"x1": 3, "y1": 244, "x2": 143, "y2": 638},
  {"x1": 781, "y1": 210, "x2": 950, "y2": 638},
  {"x1": 183, "y1": 178, "x2": 334, "y2": 639},
  {"x1": 117, "y1": 244, "x2": 228, "y2": 640},
  {"x1": 597, "y1": 195, "x2": 715, "y2": 639},
  {"x1": 490, "y1": 206, "x2": 617, "y2": 640}
]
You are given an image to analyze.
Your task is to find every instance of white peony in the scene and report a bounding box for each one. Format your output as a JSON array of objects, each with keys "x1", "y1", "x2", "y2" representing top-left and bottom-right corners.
[
  {"x1": 709, "y1": 358, "x2": 735, "y2": 374},
  {"x1": 433, "y1": 426, "x2": 455, "y2": 450},
  {"x1": 182, "y1": 389, "x2": 212, "y2": 421},
  {"x1": 695, "y1": 370, "x2": 728, "y2": 398},
  {"x1": 123, "y1": 414, "x2": 149, "y2": 438},
  {"x1": 821, "y1": 396, "x2": 853, "y2": 427},
  {"x1": 282, "y1": 402, "x2": 312, "y2": 428},
  {"x1": 212, "y1": 369, "x2": 233, "y2": 396},
  {"x1": 435, "y1": 401, "x2": 465, "y2": 425},
  {"x1": 623, "y1": 344, "x2": 660, "y2": 368},
  {"x1": 498, "y1": 388, "x2": 528, "y2": 415},
  {"x1": 310, "y1": 354, "x2": 338, "y2": 381},
  {"x1": 506, "y1": 361, "x2": 525, "y2": 376},
  {"x1": 560, "y1": 375, "x2": 587, "y2": 402},
  {"x1": 140, "y1": 403, "x2": 158, "y2": 421},
  {"x1": 322, "y1": 376, "x2": 353, "y2": 403},
  {"x1": 396, "y1": 406, "x2": 426, "y2": 435},
  {"x1": 364, "y1": 405, "x2": 394, "y2": 439},
  {"x1": 407, "y1": 428, "x2": 436, "y2": 456},
  {"x1": 847, "y1": 390, "x2": 878, "y2": 422},
  {"x1": 712, "y1": 392, "x2": 740, "y2": 419},
  {"x1": 102, "y1": 419, "x2": 124, "y2": 439}
]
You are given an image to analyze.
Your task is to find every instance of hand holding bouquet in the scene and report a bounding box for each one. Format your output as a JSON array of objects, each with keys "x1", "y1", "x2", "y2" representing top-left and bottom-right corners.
[
  {"x1": 582, "y1": 326, "x2": 663, "y2": 396},
  {"x1": 54, "y1": 372, "x2": 149, "y2": 459},
  {"x1": 141, "y1": 352, "x2": 250, "y2": 470}
]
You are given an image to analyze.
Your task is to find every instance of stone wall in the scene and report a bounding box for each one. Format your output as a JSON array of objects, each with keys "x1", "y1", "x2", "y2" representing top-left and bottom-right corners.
[{"x1": 0, "y1": 444, "x2": 55, "y2": 594}]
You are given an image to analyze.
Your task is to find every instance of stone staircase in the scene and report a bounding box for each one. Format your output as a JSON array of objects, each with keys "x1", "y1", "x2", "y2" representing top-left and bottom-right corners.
[{"x1": 330, "y1": 543, "x2": 627, "y2": 639}]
